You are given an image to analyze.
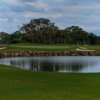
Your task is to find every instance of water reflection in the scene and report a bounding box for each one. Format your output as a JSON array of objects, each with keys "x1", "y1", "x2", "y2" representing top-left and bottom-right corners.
[{"x1": 0, "y1": 56, "x2": 100, "y2": 73}]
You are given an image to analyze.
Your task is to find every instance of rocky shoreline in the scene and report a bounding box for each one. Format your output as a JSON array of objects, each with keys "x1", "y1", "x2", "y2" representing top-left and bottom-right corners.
[{"x1": 0, "y1": 51, "x2": 100, "y2": 58}]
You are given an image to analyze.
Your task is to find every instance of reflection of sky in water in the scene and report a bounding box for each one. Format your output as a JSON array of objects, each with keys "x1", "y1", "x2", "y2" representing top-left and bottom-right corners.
[{"x1": 0, "y1": 56, "x2": 100, "y2": 73}]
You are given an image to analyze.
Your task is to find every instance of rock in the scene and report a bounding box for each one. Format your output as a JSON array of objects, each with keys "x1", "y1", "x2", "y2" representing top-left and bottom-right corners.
[
  {"x1": 54, "y1": 52, "x2": 58, "y2": 56},
  {"x1": 20, "y1": 51, "x2": 24, "y2": 53},
  {"x1": 27, "y1": 51, "x2": 32, "y2": 54},
  {"x1": 25, "y1": 54, "x2": 30, "y2": 57},
  {"x1": 19, "y1": 53, "x2": 24, "y2": 57},
  {"x1": 2, "y1": 52, "x2": 8, "y2": 57},
  {"x1": 63, "y1": 51, "x2": 67, "y2": 55},
  {"x1": 14, "y1": 53, "x2": 19, "y2": 57},
  {"x1": 7, "y1": 53, "x2": 11, "y2": 57},
  {"x1": 32, "y1": 52, "x2": 37, "y2": 56},
  {"x1": 41, "y1": 51, "x2": 45, "y2": 54},
  {"x1": 0, "y1": 51, "x2": 100, "y2": 58},
  {"x1": 48, "y1": 52, "x2": 53, "y2": 56},
  {"x1": 88, "y1": 52, "x2": 95, "y2": 56},
  {"x1": 10, "y1": 53, "x2": 14, "y2": 56}
]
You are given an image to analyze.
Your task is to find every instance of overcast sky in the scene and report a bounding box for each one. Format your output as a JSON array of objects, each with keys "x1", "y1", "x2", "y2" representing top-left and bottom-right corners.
[{"x1": 0, "y1": 0, "x2": 100, "y2": 35}]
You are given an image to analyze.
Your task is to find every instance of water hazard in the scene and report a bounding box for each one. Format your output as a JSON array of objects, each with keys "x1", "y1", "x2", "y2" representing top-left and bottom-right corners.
[{"x1": 0, "y1": 56, "x2": 100, "y2": 73}]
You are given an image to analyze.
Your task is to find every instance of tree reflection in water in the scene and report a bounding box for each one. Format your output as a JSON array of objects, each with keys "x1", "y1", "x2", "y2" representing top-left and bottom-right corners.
[{"x1": 0, "y1": 56, "x2": 100, "y2": 73}]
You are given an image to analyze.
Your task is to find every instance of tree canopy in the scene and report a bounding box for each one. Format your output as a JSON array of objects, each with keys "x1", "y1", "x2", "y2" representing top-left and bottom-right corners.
[{"x1": 0, "y1": 18, "x2": 100, "y2": 45}]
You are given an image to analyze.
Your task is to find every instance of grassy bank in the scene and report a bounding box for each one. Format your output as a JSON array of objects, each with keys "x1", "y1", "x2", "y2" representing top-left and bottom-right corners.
[{"x1": 0, "y1": 64, "x2": 100, "y2": 100}]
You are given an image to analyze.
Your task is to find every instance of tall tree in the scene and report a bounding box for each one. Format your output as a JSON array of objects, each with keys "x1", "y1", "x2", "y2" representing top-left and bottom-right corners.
[
  {"x1": 0, "y1": 32, "x2": 8, "y2": 44},
  {"x1": 19, "y1": 18, "x2": 59, "y2": 44},
  {"x1": 88, "y1": 33, "x2": 98, "y2": 45},
  {"x1": 65, "y1": 26, "x2": 88, "y2": 45}
]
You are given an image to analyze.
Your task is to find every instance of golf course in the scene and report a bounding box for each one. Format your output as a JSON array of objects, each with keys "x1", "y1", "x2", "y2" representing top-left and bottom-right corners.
[{"x1": 0, "y1": 43, "x2": 100, "y2": 100}]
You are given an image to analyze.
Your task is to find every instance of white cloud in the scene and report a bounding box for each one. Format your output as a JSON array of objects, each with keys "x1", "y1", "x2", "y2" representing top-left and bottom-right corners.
[
  {"x1": 0, "y1": 0, "x2": 100, "y2": 34},
  {"x1": 2, "y1": 0, "x2": 21, "y2": 5},
  {"x1": 80, "y1": 25, "x2": 100, "y2": 31},
  {"x1": 22, "y1": 1, "x2": 49, "y2": 11},
  {"x1": 53, "y1": 0, "x2": 63, "y2": 2},
  {"x1": 0, "y1": 18, "x2": 7, "y2": 21},
  {"x1": 23, "y1": 12, "x2": 63, "y2": 18}
]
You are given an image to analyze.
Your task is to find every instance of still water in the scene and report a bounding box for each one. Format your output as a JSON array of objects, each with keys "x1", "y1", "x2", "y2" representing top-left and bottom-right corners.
[{"x1": 0, "y1": 56, "x2": 100, "y2": 73}]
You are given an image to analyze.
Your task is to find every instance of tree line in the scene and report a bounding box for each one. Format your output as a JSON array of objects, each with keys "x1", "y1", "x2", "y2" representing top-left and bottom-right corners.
[{"x1": 0, "y1": 18, "x2": 100, "y2": 45}]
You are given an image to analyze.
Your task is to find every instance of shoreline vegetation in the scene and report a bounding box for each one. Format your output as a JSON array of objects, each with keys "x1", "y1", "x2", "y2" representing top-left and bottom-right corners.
[{"x1": 0, "y1": 64, "x2": 100, "y2": 100}]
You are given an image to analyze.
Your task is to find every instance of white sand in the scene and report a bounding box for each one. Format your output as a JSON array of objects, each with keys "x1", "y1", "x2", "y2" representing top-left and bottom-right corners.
[
  {"x1": 76, "y1": 47, "x2": 95, "y2": 51},
  {"x1": 0, "y1": 47, "x2": 6, "y2": 50}
]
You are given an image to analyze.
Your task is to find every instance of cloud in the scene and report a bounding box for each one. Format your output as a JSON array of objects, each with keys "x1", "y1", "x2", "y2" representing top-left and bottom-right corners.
[
  {"x1": 52, "y1": 8, "x2": 63, "y2": 13},
  {"x1": 2, "y1": 0, "x2": 20, "y2": 5},
  {"x1": 0, "y1": 0, "x2": 100, "y2": 35},
  {"x1": 0, "y1": 18, "x2": 7, "y2": 21},
  {"x1": 7, "y1": 0, "x2": 49, "y2": 12},
  {"x1": 23, "y1": 12, "x2": 63, "y2": 18},
  {"x1": 52, "y1": 0, "x2": 78, "y2": 6},
  {"x1": 21, "y1": 0, "x2": 37, "y2": 2},
  {"x1": 0, "y1": 7, "x2": 10, "y2": 12},
  {"x1": 23, "y1": 1, "x2": 49, "y2": 11},
  {"x1": 9, "y1": 4, "x2": 45, "y2": 12},
  {"x1": 64, "y1": 0, "x2": 78, "y2": 6}
]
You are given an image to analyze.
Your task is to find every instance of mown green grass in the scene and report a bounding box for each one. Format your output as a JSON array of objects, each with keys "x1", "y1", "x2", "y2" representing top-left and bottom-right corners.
[
  {"x1": 0, "y1": 43, "x2": 79, "y2": 52},
  {"x1": 0, "y1": 64, "x2": 100, "y2": 100},
  {"x1": 1, "y1": 43, "x2": 100, "y2": 52},
  {"x1": 84, "y1": 45, "x2": 100, "y2": 51},
  {"x1": 0, "y1": 44, "x2": 6, "y2": 48}
]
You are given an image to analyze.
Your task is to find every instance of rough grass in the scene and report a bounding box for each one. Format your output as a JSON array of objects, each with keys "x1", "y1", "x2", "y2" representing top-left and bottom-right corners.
[{"x1": 0, "y1": 64, "x2": 100, "y2": 100}]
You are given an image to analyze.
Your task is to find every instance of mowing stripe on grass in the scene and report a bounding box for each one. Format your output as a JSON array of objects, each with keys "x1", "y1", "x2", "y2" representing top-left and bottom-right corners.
[{"x1": 12, "y1": 46, "x2": 69, "y2": 49}]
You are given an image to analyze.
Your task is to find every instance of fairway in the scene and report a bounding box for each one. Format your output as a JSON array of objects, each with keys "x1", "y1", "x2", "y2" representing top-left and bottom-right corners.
[
  {"x1": 0, "y1": 43, "x2": 79, "y2": 52},
  {"x1": 12, "y1": 45, "x2": 69, "y2": 49},
  {"x1": 1, "y1": 43, "x2": 100, "y2": 52}
]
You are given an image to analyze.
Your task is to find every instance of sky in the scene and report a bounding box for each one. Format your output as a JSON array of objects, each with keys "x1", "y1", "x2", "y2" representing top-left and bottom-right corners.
[{"x1": 0, "y1": 0, "x2": 100, "y2": 35}]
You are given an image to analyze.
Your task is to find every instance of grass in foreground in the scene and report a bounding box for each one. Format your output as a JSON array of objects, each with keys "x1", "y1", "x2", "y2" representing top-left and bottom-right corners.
[{"x1": 0, "y1": 64, "x2": 100, "y2": 100}]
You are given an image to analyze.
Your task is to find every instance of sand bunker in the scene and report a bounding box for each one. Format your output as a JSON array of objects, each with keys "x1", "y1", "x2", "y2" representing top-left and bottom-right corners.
[
  {"x1": 76, "y1": 47, "x2": 95, "y2": 51},
  {"x1": 0, "y1": 47, "x2": 6, "y2": 50}
]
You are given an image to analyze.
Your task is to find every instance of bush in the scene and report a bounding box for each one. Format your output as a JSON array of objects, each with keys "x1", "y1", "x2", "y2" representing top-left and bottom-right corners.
[{"x1": 11, "y1": 39, "x2": 27, "y2": 44}]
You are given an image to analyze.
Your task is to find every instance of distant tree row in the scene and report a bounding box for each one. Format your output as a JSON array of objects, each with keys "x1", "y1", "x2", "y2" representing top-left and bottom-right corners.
[{"x1": 0, "y1": 18, "x2": 100, "y2": 45}]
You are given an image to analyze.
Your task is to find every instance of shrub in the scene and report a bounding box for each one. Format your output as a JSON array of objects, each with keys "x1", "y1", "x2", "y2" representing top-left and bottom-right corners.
[{"x1": 11, "y1": 39, "x2": 24, "y2": 44}]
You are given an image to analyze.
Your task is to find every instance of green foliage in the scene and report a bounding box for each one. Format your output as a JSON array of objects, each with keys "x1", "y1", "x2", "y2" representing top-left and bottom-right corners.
[
  {"x1": 65, "y1": 26, "x2": 88, "y2": 45},
  {"x1": 11, "y1": 39, "x2": 27, "y2": 44},
  {"x1": 0, "y1": 32, "x2": 8, "y2": 44},
  {"x1": 88, "y1": 33, "x2": 98, "y2": 45},
  {"x1": 0, "y1": 18, "x2": 100, "y2": 45},
  {"x1": 11, "y1": 31, "x2": 23, "y2": 39}
]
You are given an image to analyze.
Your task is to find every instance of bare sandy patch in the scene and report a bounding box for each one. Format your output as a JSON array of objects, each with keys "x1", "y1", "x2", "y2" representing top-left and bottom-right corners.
[
  {"x1": 0, "y1": 47, "x2": 6, "y2": 50},
  {"x1": 76, "y1": 47, "x2": 95, "y2": 51}
]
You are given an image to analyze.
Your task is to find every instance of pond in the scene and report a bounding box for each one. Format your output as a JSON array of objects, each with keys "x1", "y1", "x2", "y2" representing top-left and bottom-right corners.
[{"x1": 0, "y1": 56, "x2": 100, "y2": 73}]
